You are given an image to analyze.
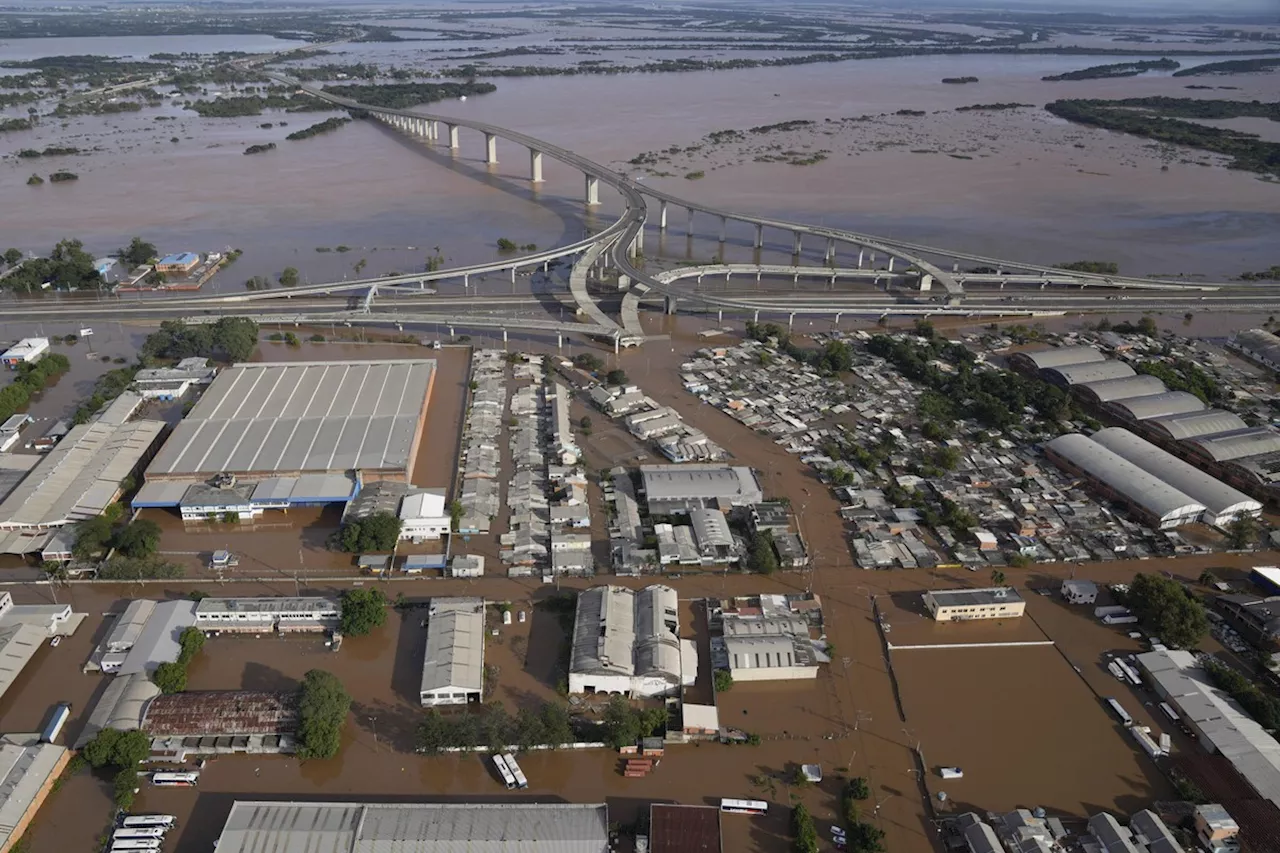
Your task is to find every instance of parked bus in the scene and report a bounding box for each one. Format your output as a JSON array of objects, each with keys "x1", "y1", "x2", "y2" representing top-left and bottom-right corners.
[
  {"x1": 720, "y1": 799, "x2": 769, "y2": 816},
  {"x1": 1104, "y1": 698, "x2": 1133, "y2": 727},
  {"x1": 108, "y1": 840, "x2": 162, "y2": 852},
  {"x1": 113, "y1": 828, "x2": 167, "y2": 839},
  {"x1": 150, "y1": 771, "x2": 199, "y2": 787},
  {"x1": 40, "y1": 703, "x2": 71, "y2": 744},
  {"x1": 491, "y1": 754, "x2": 517, "y2": 790},
  {"x1": 120, "y1": 816, "x2": 176, "y2": 830},
  {"x1": 502, "y1": 753, "x2": 529, "y2": 789},
  {"x1": 1159, "y1": 702, "x2": 1181, "y2": 724}
]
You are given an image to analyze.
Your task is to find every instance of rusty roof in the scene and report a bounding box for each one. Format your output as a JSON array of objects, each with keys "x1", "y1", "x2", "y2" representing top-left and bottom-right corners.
[
  {"x1": 143, "y1": 690, "x2": 298, "y2": 736},
  {"x1": 650, "y1": 804, "x2": 721, "y2": 853}
]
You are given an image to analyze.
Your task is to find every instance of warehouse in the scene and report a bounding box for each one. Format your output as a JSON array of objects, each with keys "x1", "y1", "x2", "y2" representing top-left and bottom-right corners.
[
  {"x1": 194, "y1": 597, "x2": 339, "y2": 634},
  {"x1": 88, "y1": 599, "x2": 198, "y2": 675},
  {"x1": 143, "y1": 690, "x2": 299, "y2": 757},
  {"x1": 1143, "y1": 410, "x2": 1248, "y2": 443},
  {"x1": 1105, "y1": 391, "x2": 1206, "y2": 423},
  {"x1": 0, "y1": 734, "x2": 70, "y2": 853},
  {"x1": 1073, "y1": 374, "x2": 1167, "y2": 404},
  {"x1": 569, "y1": 585, "x2": 691, "y2": 698},
  {"x1": 1044, "y1": 433, "x2": 1206, "y2": 529},
  {"x1": 1008, "y1": 345, "x2": 1105, "y2": 373},
  {"x1": 1042, "y1": 360, "x2": 1135, "y2": 388},
  {"x1": 133, "y1": 360, "x2": 435, "y2": 517},
  {"x1": 639, "y1": 464, "x2": 763, "y2": 515},
  {"x1": 650, "y1": 804, "x2": 722, "y2": 853},
  {"x1": 723, "y1": 634, "x2": 818, "y2": 681},
  {"x1": 420, "y1": 598, "x2": 484, "y2": 706},
  {"x1": 1090, "y1": 428, "x2": 1261, "y2": 527},
  {"x1": 923, "y1": 587, "x2": 1026, "y2": 622},
  {"x1": 1228, "y1": 328, "x2": 1280, "y2": 372},
  {"x1": 212, "y1": 802, "x2": 610, "y2": 853},
  {"x1": 1185, "y1": 427, "x2": 1280, "y2": 464}
]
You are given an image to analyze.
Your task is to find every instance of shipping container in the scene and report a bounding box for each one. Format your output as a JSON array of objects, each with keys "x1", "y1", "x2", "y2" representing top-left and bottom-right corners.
[{"x1": 40, "y1": 703, "x2": 71, "y2": 744}]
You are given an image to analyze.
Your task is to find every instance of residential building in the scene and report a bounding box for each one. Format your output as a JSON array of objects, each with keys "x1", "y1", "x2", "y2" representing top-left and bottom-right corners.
[
  {"x1": 1087, "y1": 813, "x2": 1142, "y2": 853},
  {"x1": 194, "y1": 597, "x2": 339, "y2": 634},
  {"x1": 923, "y1": 587, "x2": 1026, "y2": 622},
  {"x1": 748, "y1": 502, "x2": 792, "y2": 534},
  {"x1": 449, "y1": 555, "x2": 484, "y2": 578},
  {"x1": 0, "y1": 338, "x2": 49, "y2": 369},
  {"x1": 640, "y1": 464, "x2": 763, "y2": 515},
  {"x1": 154, "y1": 252, "x2": 200, "y2": 274},
  {"x1": 1061, "y1": 579, "x2": 1098, "y2": 605},
  {"x1": 955, "y1": 812, "x2": 1002, "y2": 853},
  {"x1": 772, "y1": 532, "x2": 808, "y2": 568},
  {"x1": 420, "y1": 598, "x2": 484, "y2": 706},
  {"x1": 550, "y1": 383, "x2": 578, "y2": 464},
  {"x1": 568, "y1": 585, "x2": 691, "y2": 698},
  {"x1": 1193, "y1": 804, "x2": 1239, "y2": 853}
]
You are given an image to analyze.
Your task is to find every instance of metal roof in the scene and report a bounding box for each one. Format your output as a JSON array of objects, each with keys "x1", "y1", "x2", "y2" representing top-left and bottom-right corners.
[
  {"x1": 1012, "y1": 345, "x2": 1105, "y2": 370},
  {"x1": 1187, "y1": 427, "x2": 1280, "y2": 462},
  {"x1": 1145, "y1": 409, "x2": 1248, "y2": 442},
  {"x1": 927, "y1": 587, "x2": 1024, "y2": 607},
  {"x1": 143, "y1": 691, "x2": 298, "y2": 736},
  {"x1": 147, "y1": 360, "x2": 435, "y2": 477},
  {"x1": 1105, "y1": 391, "x2": 1206, "y2": 422},
  {"x1": 103, "y1": 599, "x2": 156, "y2": 651},
  {"x1": 570, "y1": 586, "x2": 681, "y2": 683},
  {"x1": 214, "y1": 801, "x2": 610, "y2": 853},
  {"x1": 1074, "y1": 374, "x2": 1166, "y2": 403},
  {"x1": 0, "y1": 623, "x2": 47, "y2": 703},
  {"x1": 421, "y1": 598, "x2": 484, "y2": 695},
  {"x1": 724, "y1": 635, "x2": 812, "y2": 671},
  {"x1": 689, "y1": 508, "x2": 733, "y2": 549},
  {"x1": 76, "y1": 672, "x2": 159, "y2": 747},
  {"x1": 1045, "y1": 434, "x2": 1206, "y2": 525},
  {"x1": 117, "y1": 599, "x2": 198, "y2": 676},
  {"x1": 640, "y1": 465, "x2": 761, "y2": 504},
  {"x1": 1087, "y1": 813, "x2": 1141, "y2": 853},
  {"x1": 1044, "y1": 360, "x2": 1136, "y2": 387},
  {"x1": 649, "y1": 804, "x2": 721, "y2": 853},
  {"x1": 0, "y1": 738, "x2": 67, "y2": 851},
  {"x1": 1091, "y1": 428, "x2": 1261, "y2": 523},
  {"x1": 1231, "y1": 328, "x2": 1280, "y2": 365}
]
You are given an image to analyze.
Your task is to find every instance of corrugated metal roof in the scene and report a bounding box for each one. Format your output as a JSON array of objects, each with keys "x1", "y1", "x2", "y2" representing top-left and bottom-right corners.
[
  {"x1": 421, "y1": 598, "x2": 484, "y2": 695},
  {"x1": 1075, "y1": 374, "x2": 1167, "y2": 403},
  {"x1": 103, "y1": 600, "x2": 156, "y2": 651},
  {"x1": 0, "y1": 739, "x2": 67, "y2": 850},
  {"x1": 1188, "y1": 427, "x2": 1280, "y2": 462},
  {"x1": 0, "y1": 623, "x2": 48, "y2": 702},
  {"x1": 1013, "y1": 345, "x2": 1105, "y2": 370},
  {"x1": 144, "y1": 690, "x2": 298, "y2": 736},
  {"x1": 570, "y1": 586, "x2": 681, "y2": 684},
  {"x1": 1045, "y1": 433, "x2": 1205, "y2": 525},
  {"x1": 1146, "y1": 409, "x2": 1248, "y2": 442},
  {"x1": 1044, "y1": 360, "x2": 1136, "y2": 386},
  {"x1": 132, "y1": 479, "x2": 192, "y2": 507},
  {"x1": 1106, "y1": 391, "x2": 1206, "y2": 422}
]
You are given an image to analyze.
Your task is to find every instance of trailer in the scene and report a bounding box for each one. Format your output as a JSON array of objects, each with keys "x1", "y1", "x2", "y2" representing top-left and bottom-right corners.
[
  {"x1": 1159, "y1": 733, "x2": 1172, "y2": 756},
  {"x1": 1159, "y1": 702, "x2": 1181, "y2": 724},
  {"x1": 1130, "y1": 726, "x2": 1163, "y2": 759},
  {"x1": 1107, "y1": 661, "x2": 1126, "y2": 681},
  {"x1": 1114, "y1": 658, "x2": 1143, "y2": 687},
  {"x1": 40, "y1": 703, "x2": 71, "y2": 744}
]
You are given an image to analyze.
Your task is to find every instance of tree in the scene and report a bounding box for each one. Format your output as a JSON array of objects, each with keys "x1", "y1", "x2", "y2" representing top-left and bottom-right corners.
[
  {"x1": 118, "y1": 237, "x2": 156, "y2": 267},
  {"x1": 713, "y1": 669, "x2": 734, "y2": 693},
  {"x1": 791, "y1": 803, "x2": 819, "y2": 853},
  {"x1": 72, "y1": 516, "x2": 114, "y2": 559},
  {"x1": 112, "y1": 767, "x2": 139, "y2": 810},
  {"x1": 846, "y1": 821, "x2": 886, "y2": 853},
  {"x1": 579, "y1": 416, "x2": 592, "y2": 430},
  {"x1": 210, "y1": 317, "x2": 258, "y2": 362},
  {"x1": 603, "y1": 696, "x2": 643, "y2": 749},
  {"x1": 496, "y1": 237, "x2": 517, "y2": 252},
  {"x1": 847, "y1": 776, "x2": 870, "y2": 800},
  {"x1": 152, "y1": 661, "x2": 187, "y2": 694},
  {"x1": 1226, "y1": 515, "x2": 1261, "y2": 550},
  {"x1": 297, "y1": 669, "x2": 351, "y2": 760},
  {"x1": 572, "y1": 353, "x2": 603, "y2": 372},
  {"x1": 1127, "y1": 572, "x2": 1209, "y2": 649},
  {"x1": 2, "y1": 248, "x2": 21, "y2": 266},
  {"x1": 82, "y1": 728, "x2": 151, "y2": 769},
  {"x1": 178, "y1": 626, "x2": 205, "y2": 663},
  {"x1": 746, "y1": 530, "x2": 779, "y2": 575},
  {"x1": 1198, "y1": 570, "x2": 1220, "y2": 586},
  {"x1": 447, "y1": 499, "x2": 463, "y2": 531},
  {"x1": 337, "y1": 510, "x2": 402, "y2": 552},
  {"x1": 991, "y1": 569, "x2": 1007, "y2": 586},
  {"x1": 279, "y1": 266, "x2": 299, "y2": 287},
  {"x1": 112, "y1": 519, "x2": 161, "y2": 558},
  {"x1": 416, "y1": 708, "x2": 451, "y2": 755},
  {"x1": 340, "y1": 587, "x2": 387, "y2": 636},
  {"x1": 605, "y1": 369, "x2": 628, "y2": 385}
]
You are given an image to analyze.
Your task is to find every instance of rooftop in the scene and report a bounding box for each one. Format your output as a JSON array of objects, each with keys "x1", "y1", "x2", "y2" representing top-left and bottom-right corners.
[
  {"x1": 421, "y1": 598, "x2": 484, "y2": 694},
  {"x1": 195, "y1": 597, "x2": 339, "y2": 617},
  {"x1": 640, "y1": 464, "x2": 761, "y2": 504},
  {"x1": 927, "y1": 587, "x2": 1024, "y2": 607},
  {"x1": 143, "y1": 690, "x2": 299, "y2": 736},
  {"x1": 650, "y1": 804, "x2": 721, "y2": 853},
  {"x1": 0, "y1": 736, "x2": 67, "y2": 852}
]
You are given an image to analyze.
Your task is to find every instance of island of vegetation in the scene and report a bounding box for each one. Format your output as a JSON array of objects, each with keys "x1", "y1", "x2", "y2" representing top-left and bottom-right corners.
[
  {"x1": 941, "y1": 76, "x2": 979, "y2": 84},
  {"x1": 244, "y1": 142, "x2": 276, "y2": 155},
  {"x1": 322, "y1": 80, "x2": 497, "y2": 108},
  {"x1": 286, "y1": 116, "x2": 351, "y2": 140},
  {"x1": 1042, "y1": 58, "x2": 1178, "y2": 81},
  {"x1": 1055, "y1": 260, "x2": 1119, "y2": 274},
  {"x1": 48, "y1": 171, "x2": 78, "y2": 182},
  {"x1": 955, "y1": 103, "x2": 1032, "y2": 112},
  {"x1": 1045, "y1": 97, "x2": 1280, "y2": 178},
  {"x1": 1173, "y1": 57, "x2": 1280, "y2": 78},
  {"x1": 0, "y1": 118, "x2": 32, "y2": 133},
  {"x1": 17, "y1": 146, "x2": 79, "y2": 158},
  {"x1": 187, "y1": 92, "x2": 330, "y2": 117}
]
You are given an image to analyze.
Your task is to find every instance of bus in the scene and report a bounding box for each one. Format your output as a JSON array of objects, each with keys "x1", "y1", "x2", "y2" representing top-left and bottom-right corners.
[
  {"x1": 113, "y1": 828, "x2": 167, "y2": 840},
  {"x1": 1104, "y1": 698, "x2": 1133, "y2": 727},
  {"x1": 108, "y1": 840, "x2": 162, "y2": 852},
  {"x1": 492, "y1": 754, "x2": 517, "y2": 790},
  {"x1": 720, "y1": 799, "x2": 769, "y2": 816},
  {"x1": 150, "y1": 771, "x2": 199, "y2": 787},
  {"x1": 120, "y1": 816, "x2": 176, "y2": 830},
  {"x1": 502, "y1": 753, "x2": 529, "y2": 789},
  {"x1": 1159, "y1": 702, "x2": 1181, "y2": 724}
]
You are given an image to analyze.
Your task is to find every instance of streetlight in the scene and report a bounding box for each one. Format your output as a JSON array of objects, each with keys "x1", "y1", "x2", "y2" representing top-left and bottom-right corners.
[{"x1": 369, "y1": 715, "x2": 379, "y2": 750}]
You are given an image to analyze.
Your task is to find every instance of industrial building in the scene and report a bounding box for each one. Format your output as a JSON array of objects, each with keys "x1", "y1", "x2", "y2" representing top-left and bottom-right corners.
[
  {"x1": 1008, "y1": 345, "x2": 1105, "y2": 373},
  {"x1": 1139, "y1": 649, "x2": 1280, "y2": 808},
  {"x1": 0, "y1": 338, "x2": 49, "y2": 369},
  {"x1": 143, "y1": 690, "x2": 299, "y2": 757},
  {"x1": 131, "y1": 357, "x2": 217, "y2": 401},
  {"x1": 1144, "y1": 410, "x2": 1248, "y2": 443},
  {"x1": 75, "y1": 673, "x2": 159, "y2": 748},
  {"x1": 1106, "y1": 391, "x2": 1206, "y2": 422},
  {"x1": 420, "y1": 598, "x2": 484, "y2": 706},
  {"x1": 639, "y1": 464, "x2": 763, "y2": 515},
  {"x1": 1075, "y1": 374, "x2": 1167, "y2": 405},
  {"x1": 650, "y1": 804, "x2": 722, "y2": 853},
  {"x1": 0, "y1": 734, "x2": 70, "y2": 853},
  {"x1": 569, "y1": 585, "x2": 693, "y2": 698},
  {"x1": 1044, "y1": 433, "x2": 1207, "y2": 529},
  {"x1": 194, "y1": 597, "x2": 340, "y2": 634},
  {"x1": 212, "y1": 802, "x2": 610, "y2": 853},
  {"x1": 1216, "y1": 593, "x2": 1280, "y2": 647},
  {"x1": 1186, "y1": 428, "x2": 1280, "y2": 464},
  {"x1": 711, "y1": 593, "x2": 824, "y2": 682},
  {"x1": 86, "y1": 599, "x2": 198, "y2": 674},
  {"x1": 1228, "y1": 328, "x2": 1280, "y2": 373},
  {"x1": 0, "y1": 592, "x2": 82, "y2": 703},
  {"x1": 923, "y1": 587, "x2": 1025, "y2": 622},
  {"x1": 1090, "y1": 428, "x2": 1262, "y2": 528},
  {"x1": 1042, "y1": 360, "x2": 1135, "y2": 388},
  {"x1": 133, "y1": 360, "x2": 435, "y2": 518}
]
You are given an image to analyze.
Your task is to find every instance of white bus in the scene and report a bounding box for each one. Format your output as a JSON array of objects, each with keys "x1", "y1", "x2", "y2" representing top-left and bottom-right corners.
[
  {"x1": 108, "y1": 840, "x2": 163, "y2": 851},
  {"x1": 492, "y1": 754, "x2": 517, "y2": 789},
  {"x1": 150, "y1": 771, "x2": 199, "y2": 787},
  {"x1": 120, "y1": 816, "x2": 176, "y2": 829},
  {"x1": 1159, "y1": 702, "x2": 1181, "y2": 724},
  {"x1": 720, "y1": 799, "x2": 769, "y2": 816},
  {"x1": 502, "y1": 753, "x2": 529, "y2": 789},
  {"x1": 1105, "y1": 698, "x2": 1133, "y2": 727},
  {"x1": 113, "y1": 828, "x2": 167, "y2": 839}
]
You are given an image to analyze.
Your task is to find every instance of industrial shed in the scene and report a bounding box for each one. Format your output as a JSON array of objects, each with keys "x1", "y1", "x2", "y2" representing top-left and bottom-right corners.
[
  {"x1": 1074, "y1": 374, "x2": 1167, "y2": 404},
  {"x1": 1186, "y1": 427, "x2": 1280, "y2": 463},
  {"x1": 1042, "y1": 360, "x2": 1135, "y2": 388},
  {"x1": 1090, "y1": 428, "x2": 1261, "y2": 528},
  {"x1": 568, "y1": 585, "x2": 688, "y2": 698},
  {"x1": 419, "y1": 598, "x2": 484, "y2": 706},
  {"x1": 1105, "y1": 391, "x2": 1206, "y2": 422},
  {"x1": 1044, "y1": 433, "x2": 1206, "y2": 529},
  {"x1": 1008, "y1": 345, "x2": 1105, "y2": 372},
  {"x1": 1144, "y1": 410, "x2": 1248, "y2": 443},
  {"x1": 1229, "y1": 328, "x2": 1280, "y2": 372}
]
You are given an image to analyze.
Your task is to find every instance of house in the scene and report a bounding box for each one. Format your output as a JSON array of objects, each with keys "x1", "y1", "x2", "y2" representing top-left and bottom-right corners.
[
  {"x1": 772, "y1": 532, "x2": 808, "y2": 568},
  {"x1": 1061, "y1": 579, "x2": 1099, "y2": 605},
  {"x1": 450, "y1": 555, "x2": 485, "y2": 578},
  {"x1": 154, "y1": 252, "x2": 200, "y2": 274},
  {"x1": 398, "y1": 489, "x2": 451, "y2": 541},
  {"x1": 0, "y1": 338, "x2": 48, "y2": 369},
  {"x1": 749, "y1": 502, "x2": 792, "y2": 534}
]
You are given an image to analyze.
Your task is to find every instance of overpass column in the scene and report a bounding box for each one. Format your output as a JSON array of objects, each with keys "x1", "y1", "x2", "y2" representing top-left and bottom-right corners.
[
  {"x1": 888, "y1": 256, "x2": 896, "y2": 272},
  {"x1": 858, "y1": 249, "x2": 865, "y2": 269},
  {"x1": 753, "y1": 310, "x2": 759, "y2": 323},
  {"x1": 584, "y1": 175, "x2": 600, "y2": 206},
  {"x1": 718, "y1": 217, "x2": 727, "y2": 243},
  {"x1": 447, "y1": 124, "x2": 459, "y2": 150},
  {"x1": 792, "y1": 232, "x2": 802, "y2": 256},
  {"x1": 659, "y1": 201, "x2": 668, "y2": 231},
  {"x1": 429, "y1": 120, "x2": 439, "y2": 142},
  {"x1": 788, "y1": 312, "x2": 795, "y2": 330},
  {"x1": 686, "y1": 208, "x2": 695, "y2": 236},
  {"x1": 632, "y1": 227, "x2": 644, "y2": 257},
  {"x1": 484, "y1": 133, "x2": 498, "y2": 165},
  {"x1": 557, "y1": 333, "x2": 562, "y2": 350},
  {"x1": 825, "y1": 238, "x2": 836, "y2": 264},
  {"x1": 530, "y1": 149, "x2": 543, "y2": 183},
  {"x1": 753, "y1": 224, "x2": 764, "y2": 249}
]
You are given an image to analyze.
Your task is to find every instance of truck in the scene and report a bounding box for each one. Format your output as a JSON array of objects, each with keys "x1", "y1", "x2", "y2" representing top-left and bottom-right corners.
[{"x1": 40, "y1": 703, "x2": 71, "y2": 744}]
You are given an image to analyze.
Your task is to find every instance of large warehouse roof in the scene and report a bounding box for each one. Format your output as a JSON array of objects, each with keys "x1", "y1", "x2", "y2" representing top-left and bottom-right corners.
[
  {"x1": 0, "y1": 737, "x2": 67, "y2": 853},
  {"x1": 1231, "y1": 329, "x2": 1280, "y2": 368},
  {"x1": 1074, "y1": 374, "x2": 1166, "y2": 404},
  {"x1": 1011, "y1": 345, "x2": 1105, "y2": 371},
  {"x1": 214, "y1": 801, "x2": 610, "y2": 853},
  {"x1": 640, "y1": 465, "x2": 762, "y2": 507},
  {"x1": 421, "y1": 598, "x2": 484, "y2": 696},
  {"x1": 1187, "y1": 427, "x2": 1280, "y2": 463},
  {"x1": 1145, "y1": 409, "x2": 1248, "y2": 442},
  {"x1": 147, "y1": 360, "x2": 434, "y2": 478},
  {"x1": 1091, "y1": 428, "x2": 1261, "y2": 526},
  {"x1": 1105, "y1": 391, "x2": 1206, "y2": 422},
  {"x1": 1045, "y1": 433, "x2": 1205, "y2": 526},
  {"x1": 1043, "y1": 360, "x2": 1135, "y2": 387},
  {"x1": 570, "y1": 585, "x2": 681, "y2": 682}
]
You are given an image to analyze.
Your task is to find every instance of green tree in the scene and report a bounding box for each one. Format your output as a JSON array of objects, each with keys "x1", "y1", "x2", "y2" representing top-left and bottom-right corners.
[
  {"x1": 496, "y1": 237, "x2": 517, "y2": 252},
  {"x1": 416, "y1": 708, "x2": 451, "y2": 755},
  {"x1": 112, "y1": 518, "x2": 162, "y2": 559},
  {"x1": 279, "y1": 266, "x2": 300, "y2": 287},
  {"x1": 602, "y1": 696, "x2": 643, "y2": 749},
  {"x1": 178, "y1": 626, "x2": 205, "y2": 663},
  {"x1": 210, "y1": 317, "x2": 258, "y2": 362},
  {"x1": 539, "y1": 703, "x2": 574, "y2": 746},
  {"x1": 1127, "y1": 572, "x2": 1209, "y2": 649},
  {"x1": 72, "y1": 516, "x2": 114, "y2": 559},
  {"x1": 112, "y1": 766, "x2": 139, "y2": 810},
  {"x1": 82, "y1": 729, "x2": 151, "y2": 769},
  {"x1": 846, "y1": 821, "x2": 886, "y2": 853},
  {"x1": 991, "y1": 569, "x2": 1007, "y2": 586},
  {"x1": 297, "y1": 669, "x2": 351, "y2": 760},
  {"x1": 791, "y1": 803, "x2": 819, "y2": 853},
  {"x1": 713, "y1": 669, "x2": 734, "y2": 693},
  {"x1": 337, "y1": 510, "x2": 402, "y2": 552},
  {"x1": 339, "y1": 587, "x2": 388, "y2": 636},
  {"x1": 605, "y1": 369, "x2": 628, "y2": 385},
  {"x1": 1226, "y1": 515, "x2": 1261, "y2": 550},
  {"x1": 152, "y1": 660, "x2": 187, "y2": 693},
  {"x1": 118, "y1": 237, "x2": 156, "y2": 267},
  {"x1": 2, "y1": 248, "x2": 21, "y2": 266},
  {"x1": 747, "y1": 530, "x2": 779, "y2": 575},
  {"x1": 847, "y1": 776, "x2": 870, "y2": 800},
  {"x1": 572, "y1": 353, "x2": 603, "y2": 372}
]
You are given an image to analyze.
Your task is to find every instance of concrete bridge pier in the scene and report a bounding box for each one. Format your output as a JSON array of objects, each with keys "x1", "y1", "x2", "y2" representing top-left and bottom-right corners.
[
  {"x1": 658, "y1": 201, "x2": 668, "y2": 231},
  {"x1": 792, "y1": 232, "x2": 803, "y2": 256},
  {"x1": 835, "y1": 312, "x2": 842, "y2": 328},
  {"x1": 825, "y1": 238, "x2": 836, "y2": 264},
  {"x1": 687, "y1": 208, "x2": 695, "y2": 236},
  {"x1": 462, "y1": 274, "x2": 470, "y2": 289},
  {"x1": 858, "y1": 249, "x2": 865, "y2": 269},
  {"x1": 557, "y1": 333, "x2": 563, "y2": 350},
  {"x1": 429, "y1": 120, "x2": 439, "y2": 143},
  {"x1": 529, "y1": 149, "x2": 543, "y2": 183},
  {"x1": 718, "y1": 217, "x2": 727, "y2": 243},
  {"x1": 754, "y1": 224, "x2": 764, "y2": 249},
  {"x1": 665, "y1": 296, "x2": 679, "y2": 315},
  {"x1": 503, "y1": 328, "x2": 508, "y2": 348},
  {"x1": 449, "y1": 325, "x2": 455, "y2": 337},
  {"x1": 888, "y1": 256, "x2": 896, "y2": 272},
  {"x1": 447, "y1": 124, "x2": 459, "y2": 150},
  {"x1": 788, "y1": 312, "x2": 795, "y2": 330},
  {"x1": 717, "y1": 309, "x2": 723, "y2": 323},
  {"x1": 868, "y1": 251, "x2": 876, "y2": 267},
  {"x1": 753, "y1": 310, "x2": 760, "y2": 323},
  {"x1": 632, "y1": 227, "x2": 644, "y2": 257},
  {"x1": 756, "y1": 270, "x2": 762, "y2": 283},
  {"x1": 510, "y1": 267, "x2": 516, "y2": 284},
  {"x1": 619, "y1": 274, "x2": 630, "y2": 289},
  {"x1": 613, "y1": 332, "x2": 620, "y2": 354},
  {"x1": 953, "y1": 262, "x2": 960, "y2": 273},
  {"x1": 484, "y1": 133, "x2": 498, "y2": 165},
  {"x1": 585, "y1": 175, "x2": 600, "y2": 206}
]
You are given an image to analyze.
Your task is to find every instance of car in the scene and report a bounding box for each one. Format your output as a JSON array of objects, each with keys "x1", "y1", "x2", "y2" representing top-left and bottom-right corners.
[{"x1": 49, "y1": 636, "x2": 61, "y2": 647}]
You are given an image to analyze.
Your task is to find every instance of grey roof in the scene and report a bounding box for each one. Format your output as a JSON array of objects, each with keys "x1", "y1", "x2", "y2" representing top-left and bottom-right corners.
[
  {"x1": 0, "y1": 738, "x2": 68, "y2": 852},
  {"x1": 214, "y1": 801, "x2": 610, "y2": 853},
  {"x1": 640, "y1": 464, "x2": 761, "y2": 505},
  {"x1": 927, "y1": 587, "x2": 1023, "y2": 607},
  {"x1": 421, "y1": 598, "x2": 484, "y2": 695},
  {"x1": 1187, "y1": 427, "x2": 1280, "y2": 462},
  {"x1": 1045, "y1": 434, "x2": 1206, "y2": 524},
  {"x1": 196, "y1": 597, "x2": 339, "y2": 618},
  {"x1": 1091, "y1": 428, "x2": 1260, "y2": 522},
  {"x1": 570, "y1": 585, "x2": 681, "y2": 682},
  {"x1": 1088, "y1": 813, "x2": 1141, "y2": 853},
  {"x1": 689, "y1": 508, "x2": 733, "y2": 549},
  {"x1": 957, "y1": 812, "x2": 1002, "y2": 853},
  {"x1": 1044, "y1": 360, "x2": 1136, "y2": 386},
  {"x1": 1231, "y1": 328, "x2": 1280, "y2": 366},
  {"x1": 1129, "y1": 810, "x2": 1185, "y2": 853},
  {"x1": 76, "y1": 672, "x2": 159, "y2": 747},
  {"x1": 147, "y1": 360, "x2": 435, "y2": 477},
  {"x1": 1145, "y1": 409, "x2": 1248, "y2": 442},
  {"x1": 724, "y1": 635, "x2": 813, "y2": 672},
  {"x1": 104, "y1": 599, "x2": 156, "y2": 651},
  {"x1": 1075, "y1": 374, "x2": 1166, "y2": 403},
  {"x1": 0, "y1": 623, "x2": 48, "y2": 703},
  {"x1": 721, "y1": 615, "x2": 808, "y2": 637},
  {"x1": 117, "y1": 599, "x2": 198, "y2": 675},
  {"x1": 1014, "y1": 345, "x2": 1105, "y2": 370},
  {"x1": 1106, "y1": 391, "x2": 1206, "y2": 422}
]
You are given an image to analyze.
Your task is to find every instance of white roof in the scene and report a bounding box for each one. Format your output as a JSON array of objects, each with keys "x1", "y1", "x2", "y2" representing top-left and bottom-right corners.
[
  {"x1": 421, "y1": 598, "x2": 484, "y2": 694},
  {"x1": 1016, "y1": 345, "x2": 1105, "y2": 370},
  {"x1": 0, "y1": 738, "x2": 67, "y2": 851},
  {"x1": 1075, "y1": 374, "x2": 1166, "y2": 403},
  {"x1": 1091, "y1": 428, "x2": 1261, "y2": 521},
  {"x1": 1146, "y1": 409, "x2": 1248, "y2": 442},
  {"x1": 570, "y1": 585, "x2": 681, "y2": 683},
  {"x1": 1046, "y1": 434, "x2": 1206, "y2": 524},
  {"x1": 1107, "y1": 391, "x2": 1206, "y2": 422},
  {"x1": 1045, "y1": 361, "x2": 1136, "y2": 386},
  {"x1": 1188, "y1": 427, "x2": 1280, "y2": 462},
  {"x1": 401, "y1": 489, "x2": 447, "y2": 521}
]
